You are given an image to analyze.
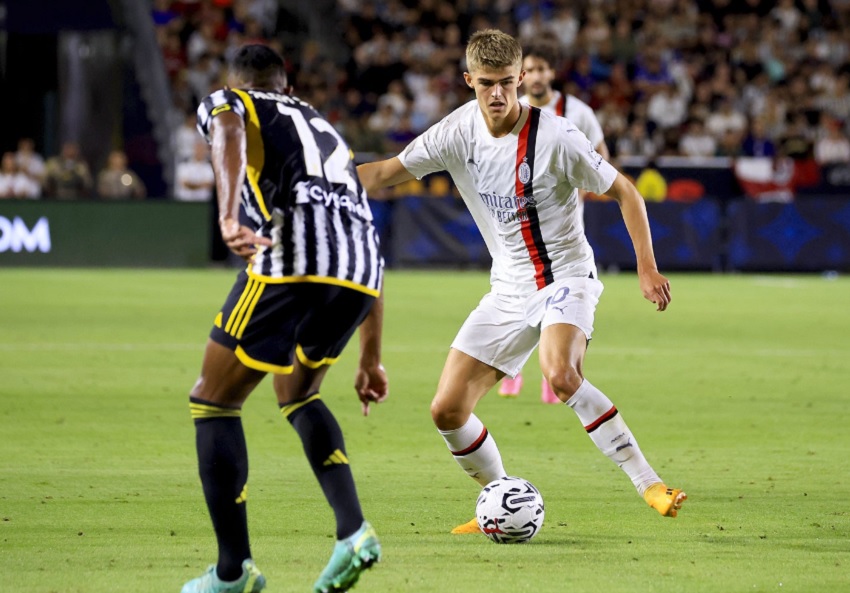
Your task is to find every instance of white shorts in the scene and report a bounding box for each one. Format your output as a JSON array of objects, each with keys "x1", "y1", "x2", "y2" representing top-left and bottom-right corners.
[{"x1": 450, "y1": 277, "x2": 604, "y2": 377}]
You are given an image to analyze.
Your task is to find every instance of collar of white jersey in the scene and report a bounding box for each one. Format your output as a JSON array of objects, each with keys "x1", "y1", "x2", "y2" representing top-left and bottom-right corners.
[{"x1": 476, "y1": 103, "x2": 531, "y2": 144}]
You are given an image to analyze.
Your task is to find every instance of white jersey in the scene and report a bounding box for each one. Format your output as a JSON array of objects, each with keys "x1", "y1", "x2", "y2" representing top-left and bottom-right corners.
[
  {"x1": 399, "y1": 100, "x2": 617, "y2": 297},
  {"x1": 520, "y1": 91, "x2": 604, "y2": 148}
]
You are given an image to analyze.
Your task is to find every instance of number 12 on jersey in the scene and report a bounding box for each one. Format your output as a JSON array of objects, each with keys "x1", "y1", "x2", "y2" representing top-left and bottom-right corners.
[{"x1": 277, "y1": 104, "x2": 358, "y2": 195}]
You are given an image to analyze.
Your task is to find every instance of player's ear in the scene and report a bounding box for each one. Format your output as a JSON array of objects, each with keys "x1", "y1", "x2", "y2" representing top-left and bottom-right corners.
[{"x1": 463, "y1": 72, "x2": 473, "y2": 88}]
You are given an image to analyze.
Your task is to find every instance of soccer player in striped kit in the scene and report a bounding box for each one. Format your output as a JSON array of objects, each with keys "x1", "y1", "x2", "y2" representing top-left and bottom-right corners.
[
  {"x1": 357, "y1": 29, "x2": 685, "y2": 535},
  {"x1": 183, "y1": 45, "x2": 385, "y2": 593},
  {"x1": 499, "y1": 38, "x2": 612, "y2": 403}
]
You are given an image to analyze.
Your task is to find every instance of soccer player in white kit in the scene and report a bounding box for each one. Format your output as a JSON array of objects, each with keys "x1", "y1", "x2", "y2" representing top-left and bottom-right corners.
[
  {"x1": 357, "y1": 29, "x2": 685, "y2": 534},
  {"x1": 500, "y1": 39, "x2": 611, "y2": 402}
]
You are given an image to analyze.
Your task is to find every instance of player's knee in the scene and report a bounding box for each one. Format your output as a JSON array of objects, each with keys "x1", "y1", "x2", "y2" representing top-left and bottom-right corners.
[
  {"x1": 545, "y1": 366, "x2": 584, "y2": 402},
  {"x1": 430, "y1": 396, "x2": 468, "y2": 431},
  {"x1": 189, "y1": 376, "x2": 207, "y2": 401}
]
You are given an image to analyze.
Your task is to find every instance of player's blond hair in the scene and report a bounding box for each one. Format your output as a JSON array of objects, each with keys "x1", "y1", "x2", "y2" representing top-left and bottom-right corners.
[{"x1": 465, "y1": 29, "x2": 522, "y2": 73}]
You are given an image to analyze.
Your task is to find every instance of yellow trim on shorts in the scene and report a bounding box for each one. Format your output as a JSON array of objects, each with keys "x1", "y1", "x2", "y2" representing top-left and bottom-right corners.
[
  {"x1": 234, "y1": 345, "x2": 293, "y2": 375},
  {"x1": 245, "y1": 267, "x2": 380, "y2": 297},
  {"x1": 235, "y1": 281, "x2": 265, "y2": 339},
  {"x1": 231, "y1": 89, "x2": 271, "y2": 221},
  {"x1": 225, "y1": 278, "x2": 255, "y2": 334},
  {"x1": 280, "y1": 393, "x2": 321, "y2": 419},
  {"x1": 229, "y1": 279, "x2": 261, "y2": 337},
  {"x1": 296, "y1": 344, "x2": 339, "y2": 369}
]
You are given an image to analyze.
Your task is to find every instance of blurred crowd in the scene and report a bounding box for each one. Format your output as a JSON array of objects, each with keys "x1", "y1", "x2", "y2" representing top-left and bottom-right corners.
[
  {"x1": 9, "y1": 0, "x2": 850, "y2": 201},
  {"x1": 149, "y1": 0, "x2": 850, "y2": 173},
  {"x1": 0, "y1": 139, "x2": 149, "y2": 201}
]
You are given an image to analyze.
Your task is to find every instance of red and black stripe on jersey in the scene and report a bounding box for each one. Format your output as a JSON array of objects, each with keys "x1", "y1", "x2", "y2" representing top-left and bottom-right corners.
[{"x1": 515, "y1": 106, "x2": 555, "y2": 289}]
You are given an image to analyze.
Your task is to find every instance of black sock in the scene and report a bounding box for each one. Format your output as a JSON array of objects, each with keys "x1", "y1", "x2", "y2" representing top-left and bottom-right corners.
[
  {"x1": 191, "y1": 397, "x2": 251, "y2": 581},
  {"x1": 282, "y1": 394, "x2": 364, "y2": 539}
]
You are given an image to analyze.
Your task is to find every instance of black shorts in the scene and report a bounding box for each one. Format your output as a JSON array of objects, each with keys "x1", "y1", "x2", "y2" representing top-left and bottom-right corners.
[{"x1": 210, "y1": 271, "x2": 375, "y2": 374}]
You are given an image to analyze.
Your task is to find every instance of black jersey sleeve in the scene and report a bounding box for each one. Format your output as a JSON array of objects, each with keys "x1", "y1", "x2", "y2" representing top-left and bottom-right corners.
[{"x1": 196, "y1": 89, "x2": 248, "y2": 142}]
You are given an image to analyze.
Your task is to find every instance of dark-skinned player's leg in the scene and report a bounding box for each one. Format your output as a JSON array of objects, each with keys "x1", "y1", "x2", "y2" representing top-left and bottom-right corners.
[
  {"x1": 274, "y1": 361, "x2": 364, "y2": 539},
  {"x1": 189, "y1": 339, "x2": 265, "y2": 581},
  {"x1": 275, "y1": 361, "x2": 380, "y2": 593}
]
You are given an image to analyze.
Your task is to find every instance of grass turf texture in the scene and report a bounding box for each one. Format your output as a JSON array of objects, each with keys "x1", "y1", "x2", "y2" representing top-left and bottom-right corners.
[{"x1": 1, "y1": 269, "x2": 848, "y2": 593}]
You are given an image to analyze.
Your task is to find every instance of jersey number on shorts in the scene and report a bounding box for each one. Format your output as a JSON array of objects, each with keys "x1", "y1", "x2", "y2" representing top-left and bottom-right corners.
[{"x1": 277, "y1": 104, "x2": 358, "y2": 195}]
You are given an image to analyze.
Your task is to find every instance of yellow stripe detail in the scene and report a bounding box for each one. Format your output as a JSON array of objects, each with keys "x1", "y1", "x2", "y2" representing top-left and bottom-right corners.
[
  {"x1": 296, "y1": 344, "x2": 339, "y2": 369},
  {"x1": 225, "y1": 278, "x2": 255, "y2": 334},
  {"x1": 235, "y1": 484, "x2": 248, "y2": 504},
  {"x1": 189, "y1": 402, "x2": 241, "y2": 419},
  {"x1": 245, "y1": 268, "x2": 380, "y2": 297},
  {"x1": 322, "y1": 449, "x2": 349, "y2": 466},
  {"x1": 214, "y1": 312, "x2": 223, "y2": 328},
  {"x1": 234, "y1": 345, "x2": 294, "y2": 374},
  {"x1": 235, "y1": 282, "x2": 265, "y2": 339},
  {"x1": 229, "y1": 279, "x2": 261, "y2": 337},
  {"x1": 280, "y1": 394, "x2": 321, "y2": 419},
  {"x1": 231, "y1": 89, "x2": 271, "y2": 221}
]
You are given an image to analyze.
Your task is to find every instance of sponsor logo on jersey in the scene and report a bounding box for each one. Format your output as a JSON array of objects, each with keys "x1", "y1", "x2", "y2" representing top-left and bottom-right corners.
[
  {"x1": 211, "y1": 104, "x2": 232, "y2": 116},
  {"x1": 294, "y1": 181, "x2": 373, "y2": 220},
  {"x1": 478, "y1": 192, "x2": 537, "y2": 224}
]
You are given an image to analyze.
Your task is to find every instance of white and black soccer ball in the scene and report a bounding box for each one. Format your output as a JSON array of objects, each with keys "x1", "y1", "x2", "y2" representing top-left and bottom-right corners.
[{"x1": 475, "y1": 476, "x2": 544, "y2": 544}]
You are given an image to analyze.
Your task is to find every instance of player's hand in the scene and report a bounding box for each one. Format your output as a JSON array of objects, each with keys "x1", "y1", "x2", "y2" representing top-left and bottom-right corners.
[
  {"x1": 638, "y1": 268, "x2": 672, "y2": 312},
  {"x1": 355, "y1": 363, "x2": 388, "y2": 416},
  {"x1": 219, "y1": 218, "x2": 273, "y2": 262}
]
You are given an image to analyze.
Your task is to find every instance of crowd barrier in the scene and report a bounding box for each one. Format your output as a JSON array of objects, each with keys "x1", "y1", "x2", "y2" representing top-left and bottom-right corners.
[
  {"x1": 371, "y1": 195, "x2": 850, "y2": 273},
  {"x1": 0, "y1": 201, "x2": 211, "y2": 267},
  {"x1": 2, "y1": 195, "x2": 848, "y2": 272}
]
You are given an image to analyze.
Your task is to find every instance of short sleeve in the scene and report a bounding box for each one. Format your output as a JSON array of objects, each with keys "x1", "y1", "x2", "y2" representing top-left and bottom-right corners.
[
  {"x1": 561, "y1": 122, "x2": 618, "y2": 195},
  {"x1": 196, "y1": 89, "x2": 247, "y2": 142},
  {"x1": 398, "y1": 118, "x2": 452, "y2": 179},
  {"x1": 581, "y1": 110, "x2": 604, "y2": 149}
]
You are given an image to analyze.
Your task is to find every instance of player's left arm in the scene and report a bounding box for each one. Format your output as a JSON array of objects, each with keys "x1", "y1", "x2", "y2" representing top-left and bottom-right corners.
[
  {"x1": 604, "y1": 172, "x2": 671, "y2": 311},
  {"x1": 355, "y1": 289, "x2": 388, "y2": 416}
]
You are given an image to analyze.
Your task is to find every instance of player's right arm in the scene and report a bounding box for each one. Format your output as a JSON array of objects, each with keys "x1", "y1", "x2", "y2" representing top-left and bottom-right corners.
[
  {"x1": 207, "y1": 108, "x2": 271, "y2": 260},
  {"x1": 357, "y1": 157, "x2": 415, "y2": 194}
]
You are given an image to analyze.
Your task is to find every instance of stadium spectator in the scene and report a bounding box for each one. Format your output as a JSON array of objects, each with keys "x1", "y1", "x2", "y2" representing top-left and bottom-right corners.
[
  {"x1": 647, "y1": 81, "x2": 689, "y2": 131},
  {"x1": 97, "y1": 150, "x2": 147, "y2": 200},
  {"x1": 616, "y1": 119, "x2": 658, "y2": 159},
  {"x1": 0, "y1": 152, "x2": 40, "y2": 199},
  {"x1": 814, "y1": 117, "x2": 850, "y2": 165},
  {"x1": 742, "y1": 119, "x2": 777, "y2": 158},
  {"x1": 14, "y1": 137, "x2": 46, "y2": 189},
  {"x1": 174, "y1": 141, "x2": 215, "y2": 202},
  {"x1": 43, "y1": 141, "x2": 93, "y2": 200},
  {"x1": 175, "y1": 110, "x2": 203, "y2": 164},
  {"x1": 706, "y1": 97, "x2": 747, "y2": 141},
  {"x1": 679, "y1": 118, "x2": 718, "y2": 158}
]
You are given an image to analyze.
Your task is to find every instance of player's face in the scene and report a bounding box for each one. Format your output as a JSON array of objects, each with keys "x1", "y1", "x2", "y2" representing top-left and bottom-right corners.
[
  {"x1": 522, "y1": 56, "x2": 555, "y2": 100},
  {"x1": 464, "y1": 64, "x2": 525, "y2": 123}
]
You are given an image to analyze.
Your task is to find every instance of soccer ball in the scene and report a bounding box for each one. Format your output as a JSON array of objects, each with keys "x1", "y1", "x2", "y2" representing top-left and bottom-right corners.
[{"x1": 475, "y1": 476, "x2": 545, "y2": 544}]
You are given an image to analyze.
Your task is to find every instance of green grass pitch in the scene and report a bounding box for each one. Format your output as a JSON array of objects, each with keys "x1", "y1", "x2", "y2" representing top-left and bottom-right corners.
[{"x1": 1, "y1": 268, "x2": 848, "y2": 592}]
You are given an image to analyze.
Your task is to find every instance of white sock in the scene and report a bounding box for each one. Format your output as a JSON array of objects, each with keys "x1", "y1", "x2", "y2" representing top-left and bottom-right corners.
[
  {"x1": 567, "y1": 379, "x2": 660, "y2": 495},
  {"x1": 438, "y1": 414, "x2": 506, "y2": 487}
]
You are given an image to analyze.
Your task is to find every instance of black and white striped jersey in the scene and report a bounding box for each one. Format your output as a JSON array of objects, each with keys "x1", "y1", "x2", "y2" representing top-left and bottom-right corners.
[{"x1": 197, "y1": 88, "x2": 383, "y2": 296}]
